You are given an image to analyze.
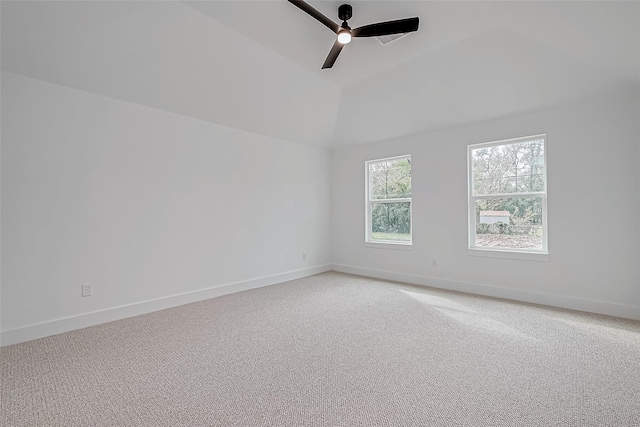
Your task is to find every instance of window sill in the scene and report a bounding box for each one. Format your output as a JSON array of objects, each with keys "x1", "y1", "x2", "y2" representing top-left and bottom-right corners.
[
  {"x1": 365, "y1": 241, "x2": 413, "y2": 250},
  {"x1": 467, "y1": 247, "x2": 549, "y2": 261}
]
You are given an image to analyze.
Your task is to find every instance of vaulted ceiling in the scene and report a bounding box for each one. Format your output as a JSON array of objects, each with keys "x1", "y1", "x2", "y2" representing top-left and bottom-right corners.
[{"x1": 2, "y1": 1, "x2": 639, "y2": 149}]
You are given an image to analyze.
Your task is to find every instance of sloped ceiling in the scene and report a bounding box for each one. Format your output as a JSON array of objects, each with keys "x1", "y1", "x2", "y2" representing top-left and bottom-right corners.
[{"x1": 2, "y1": 1, "x2": 639, "y2": 149}]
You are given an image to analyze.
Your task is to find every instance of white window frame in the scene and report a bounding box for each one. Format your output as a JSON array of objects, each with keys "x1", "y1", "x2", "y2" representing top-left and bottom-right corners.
[
  {"x1": 365, "y1": 155, "x2": 412, "y2": 247},
  {"x1": 467, "y1": 135, "x2": 548, "y2": 259}
]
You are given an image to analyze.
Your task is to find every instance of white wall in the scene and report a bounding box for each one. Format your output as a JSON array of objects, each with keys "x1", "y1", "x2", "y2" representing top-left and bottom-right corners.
[
  {"x1": 331, "y1": 91, "x2": 640, "y2": 319},
  {"x1": 1, "y1": 72, "x2": 331, "y2": 344}
]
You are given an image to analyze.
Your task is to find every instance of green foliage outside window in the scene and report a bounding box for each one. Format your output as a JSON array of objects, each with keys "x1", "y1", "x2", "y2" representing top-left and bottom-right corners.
[
  {"x1": 368, "y1": 157, "x2": 411, "y2": 239},
  {"x1": 371, "y1": 202, "x2": 410, "y2": 235}
]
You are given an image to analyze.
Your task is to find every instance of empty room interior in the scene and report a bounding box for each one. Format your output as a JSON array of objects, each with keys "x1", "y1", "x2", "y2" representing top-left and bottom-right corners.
[{"x1": 1, "y1": 1, "x2": 639, "y2": 426}]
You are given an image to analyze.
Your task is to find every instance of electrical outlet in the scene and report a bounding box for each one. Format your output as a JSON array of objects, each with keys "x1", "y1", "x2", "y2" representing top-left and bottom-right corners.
[
  {"x1": 302, "y1": 253, "x2": 307, "y2": 261},
  {"x1": 81, "y1": 284, "x2": 92, "y2": 297},
  {"x1": 431, "y1": 259, "x2": 437, "y2": 268}
]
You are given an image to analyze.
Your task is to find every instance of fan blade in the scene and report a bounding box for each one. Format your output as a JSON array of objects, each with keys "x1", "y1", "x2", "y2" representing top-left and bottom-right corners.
[
  {"x1": 287, "y1": 0, "x2": 339, "y2": 34},
  {"x1": 352, "y1": 17, "x2": 419, "y2": 38},
  {"x1": 322, "y1": 40, "x2": 344, "y2": 69}
]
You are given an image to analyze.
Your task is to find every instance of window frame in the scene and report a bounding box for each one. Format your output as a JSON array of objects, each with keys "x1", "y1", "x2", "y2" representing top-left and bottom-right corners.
[
  {"x1": 365, "y1": 154, "x2": 412, "y2": 247},
  {"x1": 467, "y1": 134, "x2": 548, "y2": 257}
]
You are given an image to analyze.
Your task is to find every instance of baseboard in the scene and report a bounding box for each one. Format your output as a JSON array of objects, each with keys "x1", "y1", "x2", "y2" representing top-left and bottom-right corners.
[
  {"x1": 331, "y1": 264, "x2": 640, "y2": 321},
  {"x1": 1, "y1": 264, "x2": 332, "y2": 347}
]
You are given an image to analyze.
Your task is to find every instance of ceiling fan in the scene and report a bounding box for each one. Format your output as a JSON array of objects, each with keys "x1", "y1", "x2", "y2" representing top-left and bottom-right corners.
[{"x1": 287, "y1": 0, "x2": 419, "y2": 69}]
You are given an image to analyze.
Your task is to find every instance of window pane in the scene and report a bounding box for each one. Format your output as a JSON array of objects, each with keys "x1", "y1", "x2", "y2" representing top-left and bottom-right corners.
[
  {"x1": 472, "y1": 139, "x2": 545, "y2": 196},
  {"x1": 371, "y1": 202, "x2": 411, "y2": 241},
  {"x1": 474, "y1": 197, "x2": 543, "y2": 250},
  {"x1": 369, "y1": 157, "x2": 411, "y2": 200}
]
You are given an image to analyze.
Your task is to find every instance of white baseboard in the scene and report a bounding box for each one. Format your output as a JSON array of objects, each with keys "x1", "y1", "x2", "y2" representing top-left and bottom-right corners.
[
  {"x1": 331, "y1": 264, "x2": 640, "y2": 321},
  {"x1": 1, "y1": 265, "x2": 332, "y2": 347}
]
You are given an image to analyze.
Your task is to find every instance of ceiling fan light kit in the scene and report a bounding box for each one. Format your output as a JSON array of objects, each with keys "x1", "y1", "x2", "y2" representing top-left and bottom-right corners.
[
  {"x1": 337, "y1": 29, "x2": 351, "y2": 45},
  {"x1": 287, "y1": 0, "x2": 419, "y2": 69}
]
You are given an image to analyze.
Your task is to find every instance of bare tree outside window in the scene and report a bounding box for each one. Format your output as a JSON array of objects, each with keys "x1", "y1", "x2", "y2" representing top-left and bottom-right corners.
[{"x1": 469, "y1": 136, "x2": 547, "y2": 252}]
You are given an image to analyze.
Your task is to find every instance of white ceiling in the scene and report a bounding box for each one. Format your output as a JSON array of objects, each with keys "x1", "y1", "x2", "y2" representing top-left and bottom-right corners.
[{"x1": 2, "y1": 1, "x2": 639, "y2": 149}]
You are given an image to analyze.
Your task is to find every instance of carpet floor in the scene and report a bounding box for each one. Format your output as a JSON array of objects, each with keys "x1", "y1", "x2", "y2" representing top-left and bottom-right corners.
[{"x1": 2, "y1": 271, "x2": 639, "y2": 426}]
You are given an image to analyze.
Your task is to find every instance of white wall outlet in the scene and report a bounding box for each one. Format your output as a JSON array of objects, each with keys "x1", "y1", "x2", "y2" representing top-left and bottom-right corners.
[
  {"x1": 81, "y1": 284, "x2": 92, "y2": 297},
  {"x1": 431, "y1": 259, "x2": 437, "y2": 268},
  {"x1": 302, "y1": 253, "x2": 307, "y2": 261}
]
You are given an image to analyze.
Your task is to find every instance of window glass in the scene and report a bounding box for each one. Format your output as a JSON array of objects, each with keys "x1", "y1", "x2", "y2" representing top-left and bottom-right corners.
[
  {"x1": 366, "y1": 156, "x2": 412, "y2": 245},
  {"x1": 469, "y1": 136, "x2": 547, "y2": 254}
]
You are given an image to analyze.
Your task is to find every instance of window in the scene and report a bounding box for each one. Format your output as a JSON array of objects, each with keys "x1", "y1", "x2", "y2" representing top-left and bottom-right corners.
[
  {"x1": 468, "y1": 135, "x2": 547, "y2": 254},
  {"x1": 366, "y1": 155, "x2": 412, "y2": 245}
]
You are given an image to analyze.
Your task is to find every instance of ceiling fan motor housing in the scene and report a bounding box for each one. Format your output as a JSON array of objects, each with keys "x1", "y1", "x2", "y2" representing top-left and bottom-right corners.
[{"x1": 338, "y1": 4, "x2": 352, "y2": 22}]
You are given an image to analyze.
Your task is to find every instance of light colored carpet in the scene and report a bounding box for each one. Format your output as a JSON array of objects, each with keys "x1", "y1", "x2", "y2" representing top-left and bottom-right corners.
[{"x1": 2, "y1": 271, "x2": 639, "y2": 426}]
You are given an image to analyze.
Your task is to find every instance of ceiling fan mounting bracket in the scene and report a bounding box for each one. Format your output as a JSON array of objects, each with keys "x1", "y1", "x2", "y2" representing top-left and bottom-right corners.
[{"x1": 338, "y1": 4, "x2": 352, "y2": 22}]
